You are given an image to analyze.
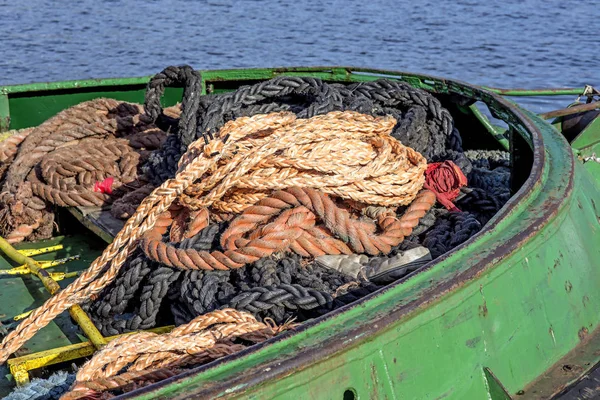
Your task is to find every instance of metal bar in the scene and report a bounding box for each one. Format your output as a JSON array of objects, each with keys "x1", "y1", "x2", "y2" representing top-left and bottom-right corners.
[
  {"x1": 0, "y1": 76, "x2": 152, "y2": 94},
  {"x1": 0, "y1": 237, "x2": 106, "y2": 350},
  {"x1": 7, "y1": 325, "x2": 174, "y2": 385},
  {"x1": 539, "y1": 101, "x2": 600, "y2": 120},
  {"x1": 48, "y1": 271, "x2": 81, "y2": 281},
  {"x1": 468, "y1": 104, "x2": 510, "y2": 150},
  {"x1": 483, "y1": 87, "x2": 588, "y2": 96}
]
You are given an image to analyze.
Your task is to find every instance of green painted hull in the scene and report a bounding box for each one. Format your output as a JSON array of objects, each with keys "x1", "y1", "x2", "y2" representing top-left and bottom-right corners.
[{"x1": 1, "y1": 67, "x2": 599, "y2": 399}]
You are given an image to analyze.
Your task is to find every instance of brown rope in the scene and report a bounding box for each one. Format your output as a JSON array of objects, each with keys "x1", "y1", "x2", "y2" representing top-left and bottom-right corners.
[
  {"x1": 60, "y1": 309, "x2": 290, "y2": 400},
  {"x1": 0, "y1": 113, "x2": 293, "y2": 364},
  {"x1": 0, "y1": 128, "x2": 34, "y2": 163},
  {"x1": 61, "y1": 368, "x2": 184, "y2": 400},
  {"x1": 62, "y1": 340, "x2": 247, "y2": 399},
  {"x1": 0, "y1": 99, "x2": 178, "y2": 243},
  {"x1": 29, "y1": 137, "x2": 150, "y2": 207},
  {"x1": 179, "y1": 111, "x2": 426, "y2": 212},
  {"x1": 140, "y1": 188, "x2": 435, "y2": 270},
  {"x1": 72, "y1": 309, "x2": 288, "y2": 382},
  {"x1": 110, "y1": 183, "x2": 156, "y2": 219}
]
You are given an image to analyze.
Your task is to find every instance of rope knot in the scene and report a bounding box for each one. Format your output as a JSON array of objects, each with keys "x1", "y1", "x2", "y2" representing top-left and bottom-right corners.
[{"x1": 424, "y1": 161, "x2": 467, "y2": 211}]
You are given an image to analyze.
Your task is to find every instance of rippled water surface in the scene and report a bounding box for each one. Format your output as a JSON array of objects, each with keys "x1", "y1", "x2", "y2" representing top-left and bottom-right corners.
[{"x1": 0, "y1": 0, "x2": 598, "y2": 111}]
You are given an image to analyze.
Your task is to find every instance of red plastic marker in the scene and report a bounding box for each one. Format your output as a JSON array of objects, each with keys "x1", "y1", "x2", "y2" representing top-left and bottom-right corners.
[{"x1": 93, "y1": 177, "x2": 114, "y2": 194}]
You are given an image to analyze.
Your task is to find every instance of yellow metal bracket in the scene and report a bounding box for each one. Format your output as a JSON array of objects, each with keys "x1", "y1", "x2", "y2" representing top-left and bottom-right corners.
[
  {"x1": 17, "y1": 244, "x2": 64, "y2": 257},
  {"x1": 0, "y1": 237, "x2": 107, "y2": 385},
  {"x1": 7, "y1": 326, "x2": 173, "y2": 385},
  {"x1": 0, "y1": 255, "x2": 80, "y2": 276}
]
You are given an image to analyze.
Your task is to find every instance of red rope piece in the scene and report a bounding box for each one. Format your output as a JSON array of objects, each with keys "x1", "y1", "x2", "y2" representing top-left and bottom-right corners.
[
  {"x1": 423, "y1": 161, "x2": 467, "y2": 212},
  {"x1": 93, "y1": 177, "x2": 114, "y2": 194}
]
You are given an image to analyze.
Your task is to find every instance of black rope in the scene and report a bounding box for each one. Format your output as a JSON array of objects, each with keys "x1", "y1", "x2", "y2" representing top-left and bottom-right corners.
[
  {"x1": 422, "y1": 212, "x2": 483, "y2": 258},
  {"x1": 226, "y1": 284, "x2": 334, "y2": 323},
  {"x1": 456, "y1": 187, "x2": 505, "y2": 226},
  {"x1": 168, "y1": 254, "x2": 365, "y2": 326},
  {"x1": 142, "y1": 65, "x2": 203, "y2": 183},
  {"x1": 464, "y1": 149, "x2": 510, "y2": 169},
  {"x1": 144, "y1": 64, "x2": 202, "y2": 143},
  {"x1": 332, "y1": 79, "x2": 459, "y2": 158}
]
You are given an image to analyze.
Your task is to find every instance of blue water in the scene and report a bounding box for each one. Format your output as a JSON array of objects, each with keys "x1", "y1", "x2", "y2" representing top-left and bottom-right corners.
[{"x1": 0, "y1": 0, "x2": 598, "y2": 112}]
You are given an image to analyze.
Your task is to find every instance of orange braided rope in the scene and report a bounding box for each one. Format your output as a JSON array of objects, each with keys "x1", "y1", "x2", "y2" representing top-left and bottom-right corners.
[
  {"x1": 61, "y1": 368, "x2": 185, "y2": 400},
  {"x1": 179, "y1": 111, "x2": 426, "y2": 212},
  {"x1": 140, "y1": 188, "x2": 436, "y2": 270},
  {"x1": 0, "y1": 111, "x2": 428, "y2": 365},
  {"x1": 61, "y1": 344, "x2": 251, "y2": 399}
]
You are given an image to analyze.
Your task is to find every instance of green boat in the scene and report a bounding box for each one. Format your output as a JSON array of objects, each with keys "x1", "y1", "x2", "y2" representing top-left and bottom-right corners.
[{"x1": 1, "y1": 67, "x2": 599, "y2": 399}]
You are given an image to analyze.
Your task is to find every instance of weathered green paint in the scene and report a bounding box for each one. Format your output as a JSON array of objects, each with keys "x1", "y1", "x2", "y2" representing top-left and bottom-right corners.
[
  {"x1": 1, "y1": 68, "x2": 599, "y2": 399},
  {"x1": 520, "y1": 320, "x2": 600, "y2": 398},
  {"x1": 572, "y1": 116, "x2": 600, "y2": 156}
]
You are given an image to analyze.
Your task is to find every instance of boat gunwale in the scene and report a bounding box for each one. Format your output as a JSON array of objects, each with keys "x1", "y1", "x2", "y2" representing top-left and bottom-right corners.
[{"x1": 94, "y1": 68, "x2": 575, "y2": 399}]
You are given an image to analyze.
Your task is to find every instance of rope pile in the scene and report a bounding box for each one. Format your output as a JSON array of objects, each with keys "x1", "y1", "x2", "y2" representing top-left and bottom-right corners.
[
  {"x1": 0, "y1": 65, "x2": 514, "y2": 398},
  {"x1": 143, "y1": 67, "x2": 460, "y2": 183},
  {"x1": 0, "y1": 108, "x2": 433, "y2": 361}
]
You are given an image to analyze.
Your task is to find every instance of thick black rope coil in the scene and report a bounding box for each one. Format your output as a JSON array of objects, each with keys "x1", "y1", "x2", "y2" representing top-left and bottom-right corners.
[
  {"x1": 88, "y1": 223, "x2": 222, "y2": 335},
  {"x1": 465, "y1": 149, "x2": 510, "y2": 169},
  {"x1": 456, "y1": 188, "x2": 505, "y2": 226},
  {"x1": 144, "y1": 65, "x2": 202, "y2": 142},
  {"x1": 227, "y1": 284, "x2": 333, "y2": 323},
  {"x1": 197, "y1": 76, "x2": 344, "y2": 139},
  {"x1": 84, "y1": 67, "x2": 515, "y2": 333},
  {"x1": 170, "y1": 253, "x2": 371, "y2": 325},
  {"x1": 143, "y1": 72, "x2": 460, "y2": 183},
  {"x1": 143, "y1": 65, "x2": 202, "y2": 183},
  {"x1": 88, "y1": 252, "x2": 152, "y2": 319},
  {"x1": 334, "y1": 80, "x2": 458, "y2": 157}
]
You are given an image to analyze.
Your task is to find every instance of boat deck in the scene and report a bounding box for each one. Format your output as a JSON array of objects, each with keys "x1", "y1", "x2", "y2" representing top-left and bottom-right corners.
[
  {"x1": 0, "y1": 234, "x2": 106, "y2": 397},
  {"x1": 68, "y1": 207, "x2": 121, "y2": 243}
]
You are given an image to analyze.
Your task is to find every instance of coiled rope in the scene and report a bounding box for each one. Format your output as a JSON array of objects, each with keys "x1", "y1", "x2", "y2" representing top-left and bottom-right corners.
[
  {"x1": 143, "y1": 66, "x2": 457, "y2": 183},
  {"x1": 61, "y1": 309, "x2": 294, "y2": 400},
  {"x1": 0, "y1": 99, "x2": 177, "y2": 243}
]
